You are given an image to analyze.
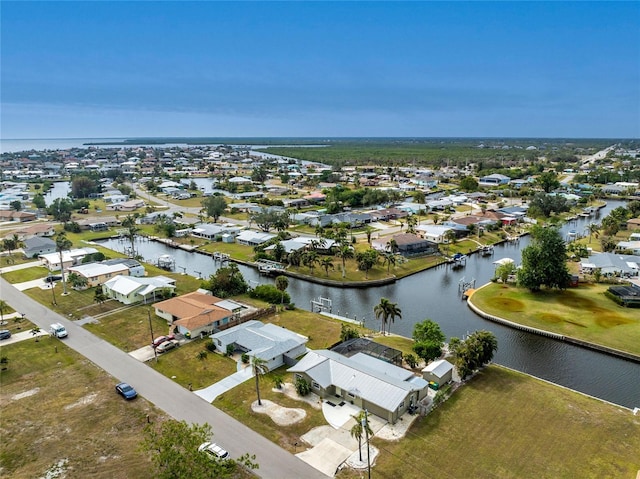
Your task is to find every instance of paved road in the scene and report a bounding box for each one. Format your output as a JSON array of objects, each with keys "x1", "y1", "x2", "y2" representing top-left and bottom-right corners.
[{"x1": 0, "y1": 277, "x2": 328, "y2": 479}]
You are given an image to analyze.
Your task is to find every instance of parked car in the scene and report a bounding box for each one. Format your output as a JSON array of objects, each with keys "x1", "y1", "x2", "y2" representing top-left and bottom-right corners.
[
  {"x1": 0, "y1": 330, "x2": 11, "y2": 340},
  {"x1": 151, "y1": 334, "x2": 175, "y2": 348},
  {"x1": 198, "y1": 442, "x2": 229, "y2": 459},
  {"x1": 44, "y1": 275, "x2": 62, "y2": 283},
  {"x1": 115, "y1": 382, "x2": 137, "y2": 400},
  {"x1": 156, "y1": 340, "x2": 179, "y2": 354}
]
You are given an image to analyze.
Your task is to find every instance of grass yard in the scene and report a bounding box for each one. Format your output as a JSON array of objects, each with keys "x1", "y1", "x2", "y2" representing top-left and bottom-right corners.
[
  {"x1": 84, "y1": 305, "x2": 170, "y2": 352},
  {"x1": 470, "y1": 282, "x2": 640, "y2": 356},
  {"x1": 337, "y1": 365, "x2": 640, "y2": 479},
  {"x1": 214, "y1": 364, "x2": 329, "y2": 454},
  {"x1": 1, "y1": 264, "x2": 51, "y2": 283},
  {"x1": 149, "y1": 340, "x2": 238, "y2": 390},
  {"x1": 0, "y1": 340, "x2": 156, "y2": 478},
  {"x1": 198, "y1": 241, "x2": 257, "y2": 262},
  {"x1": 264, "y1": 309, "x2": 370, "y2": 350}
]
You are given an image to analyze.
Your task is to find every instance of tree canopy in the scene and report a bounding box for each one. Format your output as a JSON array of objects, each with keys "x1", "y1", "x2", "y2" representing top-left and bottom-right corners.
[
  {"x1": 141, "y1": 420, "x2": 257, "y2": 479},
  {"x1": 202, "y1": 264, "x2": 248, "y2": 298},
  {"x1": 517, "y1": 226, "x2": 571, "y2": 292},
  {"x1": 201, "y1": 195, "x2": 228, "y2": 223},
  {"x1": 449, "y1": 330, "x2": 498, "y2": 379},
  {"x1": 412, "y1": 319, "x2": 446, "y2": 364}
]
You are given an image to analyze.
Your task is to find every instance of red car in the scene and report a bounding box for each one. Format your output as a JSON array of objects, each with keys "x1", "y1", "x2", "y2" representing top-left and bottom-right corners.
[{"x1": 151, "y1": 334, "x2": 175, "y2": 348}]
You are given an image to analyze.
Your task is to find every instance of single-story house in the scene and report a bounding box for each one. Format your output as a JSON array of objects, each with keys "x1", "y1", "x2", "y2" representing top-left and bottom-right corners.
[
  {"x1": 0, "y1": 210, "x2": 37, "y2": 222},
  {"x1": 235, "y1": 230, "x2": 276, "y2": 246},
  {"x1": 580, "y1": 252, "x2": 640, "y2": 277},
  {"x1": 22, "y1": 236, "x2": 56, "y2": 258},
  {"x1": 102, "y1": 274, "x2": 176, "y2": 305},
  {"x1": 191, "y1": 223, "x2": 242, "y2": 241},
  {"x1": 372, "y1": 233, "x2": 438, "y2": 257},
  {"x1": 106, "y1": 199, "x2": 145, "y2": 212},
  {"x1": 13, "y1": 223, "x2": 56, "y2": 239},
  {"x1": 288, "y1": 349, "x2": 429, "y2": 424},
  {"x1": 154, "y1": 291, "x2": 234, "y2": 338},
  {"x1": 102, "y1": 258, "x2": 146, "y2": 277},
  {"x1": 627, "y1": 218, "x2": 640, "y2": 231},
  {"x1": 416, "y1": 224, "x2": 453, "y2": 244},
  {"x1": 39, "y1": 247, "x2": 99, "y2": 271},
  {"x1": 422, "y1": 359, "x2": 454, "y2": 385},
  {"x1": 264, "y1": 237, "x2": 337, "y2": 255},
  {"x1": 67, "y1": 262, "x2": 130, "y2": 288},
  {"x1": 210, "y1": 320, "x2": 308, "y2": 371},
  {"x1": 479, "y1": 174, "x2": 510, "y2": 186},
  {"x1": 615, "y1": 241, "x2": 640, "y2": 255}
]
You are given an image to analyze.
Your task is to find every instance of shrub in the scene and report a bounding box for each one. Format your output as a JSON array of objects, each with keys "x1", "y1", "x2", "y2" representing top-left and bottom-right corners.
[
  {"x1": 294, "y1": 376, "x2": 311, "y2": 396},
  {"x1": 197, "y1": 350, "x2": 208, "y2": 360},
  {"x1": 226, "y1": 344, "x2": 234, "y2": 356},
  {"x1": 241, "y1": 353, "x2": 249, "y2": 364},
  {"x1": 205, "y1": 340, "x2": 217, "y2": 353},
  {"x1": 404, "y1": 353, "x2": 419, "y2": 368},
  {"x1": 250, "y1": 284, "x2": 290, "y2": 304},
  {"x1": 272, "y1": 374, "x2": 284, "y2": 389}
]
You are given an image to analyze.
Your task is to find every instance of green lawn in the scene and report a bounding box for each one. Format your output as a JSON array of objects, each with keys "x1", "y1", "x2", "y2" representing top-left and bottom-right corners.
[
  {"x1": 470, "y1": 282, "x2": 640, "y2": 355},
  {"x1": 1, "y1": 264, "x2": 51, "y2": 283},
  {"x1": 337, "y1": 365, "x2": 640, "y2": 479}
]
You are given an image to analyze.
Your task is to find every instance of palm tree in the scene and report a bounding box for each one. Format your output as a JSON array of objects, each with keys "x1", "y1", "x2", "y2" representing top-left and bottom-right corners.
[
  {"x1": 350, "y1": 410, "x2": 373, "y2": 462},
  {"x1": 406, "y1": 215, "x2": 418, "y2": 234},
  {"x1": 251, "y1": 356, "x2": 269, "y2": 406},
  {"x1": 336, "y1": 245, "x2": 354, "y2": 279},
  {"x1": 320, "y1": 257, "x2": 334, "y2": 276},
  {"x1": 386, "y1": 300, "x2": 402, "y2": 335},
  {"x1": 385, "y1": 239, "x2": 398, "y2": 254},
  {"x1": 303, "y1": 251, "x2": 319, "y2": 275},
  {"x1": 587, "y1": 223, "x2": 600, "y2": 244},
  {"x1": 275, "y1": 275, "x2": 289, "y2": 304},
  {"x1": 382, "y1": 252, "x2": 396, "y2": 273},
  {"x1": 364, "y1": 226, "x2": 374, "y2": 244},
  {"x1": 121, "y1": 214, "x2": 140, "y2": 258},
  {"x1": 374, "y1": 298, "x2": 402, "y2": 336},
  {"x1": 55, "y1": 231, "x2": 73, "y2": 296}
]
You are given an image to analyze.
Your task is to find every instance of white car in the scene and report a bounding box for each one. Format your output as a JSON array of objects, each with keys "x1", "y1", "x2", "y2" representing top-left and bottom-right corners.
[
  {"x1": 198, "y1": 441, "x2": 229, "y2": 459},
  {"x1": 156, "y1": 339, "x2": 179, "y2": 354}
]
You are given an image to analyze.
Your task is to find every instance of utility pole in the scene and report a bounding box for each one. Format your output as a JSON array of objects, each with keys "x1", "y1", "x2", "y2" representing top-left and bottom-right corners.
[
  {"x1": 48, "y1": 271, "x2": 57, "y2": 306},
  {"x1": 148, "y1": 309, "x2": 158, "y2": 363},
  {"x1": 362, "y1": 409, "x2": 371, "y2": 479}
]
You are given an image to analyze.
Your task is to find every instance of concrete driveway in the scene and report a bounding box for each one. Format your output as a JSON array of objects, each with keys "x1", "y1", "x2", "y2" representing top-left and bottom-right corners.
[
  {"x1": 194, "y1": 365, "x2": 253, "y2": 402},
  {"x1": 0, "y1": 329, "x2": 49, "y2": 345}
]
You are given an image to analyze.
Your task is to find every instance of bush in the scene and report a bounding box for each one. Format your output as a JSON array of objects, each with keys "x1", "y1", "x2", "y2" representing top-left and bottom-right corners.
[
  {"x1": 225, "y1": 344, "x2": 234, "y2": 356},
  {"x1": 272, "y1": 374, "x2": 284, "y2": 389},
  {"x1": 404, "y1": 353, "x2": 419, "y2": 368},
  {"x1": 250, "y1": 284, "x2": 290, "y2": 304},
  {"x1": 241, "y1": 353, "x2": 249, "y2": 364},
  {"x1": 294, "y1": 376, "x2": 311, "y2": 396},
  {"x1": 205, "y1": 340, "x2": 216, "y2": 353},
  {"x1": 197, "y1": 350, "x2": 208, "y2": 360}
]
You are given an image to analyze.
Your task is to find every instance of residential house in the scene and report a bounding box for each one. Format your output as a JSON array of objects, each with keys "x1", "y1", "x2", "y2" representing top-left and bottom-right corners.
[
  {"x1": 0, "y1": 210, "x2": 37, "y2": 222},
  {"x1": 288, "y1": 349, "x2": 429, "y2": 424},
  {"x1": 416, "y1": 224, "x2": 453, "y2": 244},
  {"x1": 154, "y1": 291, "x2": 235, "y2": 338},
  {"x1": 23, "y1": 236, "x2": 56, "y2": 258},
  {"x1": 210, "y1": 320, "x2": 307, "y2": 371},
  {"x1": 102, "y1": 275, "x2": 176, "y2": 305},
  {"x1": 235, "y1": 230, "x2": 276, "y2": 246},
  {"x1": 39, "y1": 247, "x2": 99, "y2": 271},
  {"x1": 372, "y1": 233, "x2": 438, "y2": 257},
  {"x1": 106, "y1": 199, "x2": 145, "y2": 212},
  {"x1": 67, "y1": 262, "x2": 130, "y2": 288},
  {"x1": 580, "y1": 252, "x2": 640, "y2": 277},
  {"x1": 191, "y1": 223, "x2": 242, "y2": 241},
  {"x1": 627, "y1": 218, "x2": 640, "y2": 231},
  {"x1": 479, "y1": 174, "x2": 510, "y2": 187},
  {"x1": 13, "y1": 223, "x2": 56, "y2": 240}
]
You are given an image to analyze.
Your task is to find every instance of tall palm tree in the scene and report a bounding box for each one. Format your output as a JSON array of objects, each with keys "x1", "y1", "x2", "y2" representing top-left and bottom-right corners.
[
  {"x1": 382, "y1": 252, "x2": 396, "y2": 273},
  {"x1": 275, "y1": 275, "x2": 289, "y2": 304},
  {"x1": 251, "y1": 356, "x2": 269, "y2": 406},
  {"x1": 350, "y1": 410, "x2": 373, "y2": 462},
  {"x1": 303, "y1": 250, "x2": 319, "y2": 275},
  {"x1": 374, "y1": 298, "x2": 402, "y2": 336},
  {"x1": 0, "y1": 299, "x2": 8, "y2": 325},
  {"x1": 587, "y1": 223, "x2": 600, "y2": 244},
  {"x1": 320, "y1": 257, "x2": 334, "y2": 276},
  {"x1": 336, "y1": 245, "x2": 354, "y2": 279},
  {"x1": 121, "y1": 214, "x2": 140, "y2": 258},
  {"x1": 55, "y1": 231, "x2": 73, "y2": 296}
]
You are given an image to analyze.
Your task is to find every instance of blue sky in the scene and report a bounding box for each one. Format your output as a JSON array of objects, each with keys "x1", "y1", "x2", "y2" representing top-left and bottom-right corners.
[{"x1": 2, "y1": 1, "x2": 639, "y2": 139}]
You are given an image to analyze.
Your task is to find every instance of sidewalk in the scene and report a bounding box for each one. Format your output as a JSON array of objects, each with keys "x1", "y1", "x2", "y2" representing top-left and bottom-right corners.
[{"x1": 194, "y1": 363, "x2": 254, "y2": 402}]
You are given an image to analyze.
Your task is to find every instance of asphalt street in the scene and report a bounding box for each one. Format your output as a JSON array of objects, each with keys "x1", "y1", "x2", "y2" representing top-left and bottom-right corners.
[{"x1": 0, "y1": 277, "x2": 328, "y2": 478}]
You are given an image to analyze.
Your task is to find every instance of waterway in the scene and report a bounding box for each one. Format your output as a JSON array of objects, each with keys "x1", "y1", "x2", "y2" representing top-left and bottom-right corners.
[{"x1": 97, "y1": 199, "x2": 640, "y2": 409}]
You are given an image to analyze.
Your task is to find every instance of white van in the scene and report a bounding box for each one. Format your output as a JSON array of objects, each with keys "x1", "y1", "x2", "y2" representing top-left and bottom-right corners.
[{"x1": 50, "y1": 323, "x2": 68, "y2": 338}]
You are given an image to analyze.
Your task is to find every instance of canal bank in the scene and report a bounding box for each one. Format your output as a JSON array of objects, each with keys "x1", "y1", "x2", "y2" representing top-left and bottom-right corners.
[{"x1": 467, "y1": 283, "x2": 640, "y2": 364}]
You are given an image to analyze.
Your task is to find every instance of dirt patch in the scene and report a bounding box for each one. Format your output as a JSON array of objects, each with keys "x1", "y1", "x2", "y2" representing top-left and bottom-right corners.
[
  {"x1": 12, "y1": 387, "x2": 40, "y2": 401},
  {"x1": 273, "y1": 383, "x2": 322, "y2": 409},
  {"x1": 596, "y1": 313, "x2": 633, "y2": 328},
  {"x1": 251, "y1": 399, "x2": 306, "y2": 426},
  {"x1": 537, "y1": 313, "x2": 562, "y2": 323},
  {"x1": 64, "y1": 393, "x2": 98, "y2": 410},
  {"x1": 487, "y1": 297, "x2": 525, "y2": 312}
]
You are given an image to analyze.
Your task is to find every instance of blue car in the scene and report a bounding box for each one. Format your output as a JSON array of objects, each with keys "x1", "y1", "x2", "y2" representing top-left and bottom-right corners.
[
  {"x1": 115, "y1": 382, "x2": 137, "y2": 400},
  {"x1": 0, "y1": 330, "x2": 11, "y2": 340}
]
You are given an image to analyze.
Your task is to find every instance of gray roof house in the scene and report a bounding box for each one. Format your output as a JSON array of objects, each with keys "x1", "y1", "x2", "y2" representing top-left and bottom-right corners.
[
  {"x1": 580, "y1": 252, "x2": 640, "y2": 277},
  {"x1": 288, "y1": 349, "x2": 429, "y2": 424},
  {"x1": 23, "y1": 236, "x2": 56, "y2": 258},
  {"x1": 102, "y1": 275, "x2": 176, "y2": 305},
  {"x1": 210, "y1": 320, "x2": 308, "y2": 372}
]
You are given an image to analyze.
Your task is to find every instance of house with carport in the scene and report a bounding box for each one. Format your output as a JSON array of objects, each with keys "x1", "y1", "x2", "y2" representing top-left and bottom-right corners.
[
  {"x1": 210, "y1": 320, "x2": 308, "y2": 371},
  {"x1": 288, "y1": 349, "x2": 429, "y2": 424}
]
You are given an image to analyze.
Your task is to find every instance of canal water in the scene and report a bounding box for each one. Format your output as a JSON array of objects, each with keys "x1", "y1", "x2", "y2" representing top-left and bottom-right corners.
[{"x1": 97, "y1": 200, "x2": 640, "y2": 409}]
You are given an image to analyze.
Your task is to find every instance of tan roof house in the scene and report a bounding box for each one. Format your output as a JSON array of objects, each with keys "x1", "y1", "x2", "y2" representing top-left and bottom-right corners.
[{"x1": 154, "y1": 291, "x2": 233, "y2": 338}]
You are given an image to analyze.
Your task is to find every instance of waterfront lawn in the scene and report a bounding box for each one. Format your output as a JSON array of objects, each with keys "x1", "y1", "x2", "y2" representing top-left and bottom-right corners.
[
  {"x1": 198, "y1": 241, "x2": 256, "y2": 262},
  {"x1": 264, "y1": 309, "x2": 369, "y2": 350},
  {"x1": 337, "y1": 365, "x2": 640, "y2": 479},
  {"x1": 470, "y1": 282, "x2": 640, "y2": 355},
  {"x1": 0, "y1": 340, "x2": 154, "y2": 478}
]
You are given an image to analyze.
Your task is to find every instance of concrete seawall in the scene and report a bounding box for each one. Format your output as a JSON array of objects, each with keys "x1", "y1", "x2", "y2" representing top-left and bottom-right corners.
[{"x1": 468, "y1": 283, "x2": 640, "y2": 364}]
